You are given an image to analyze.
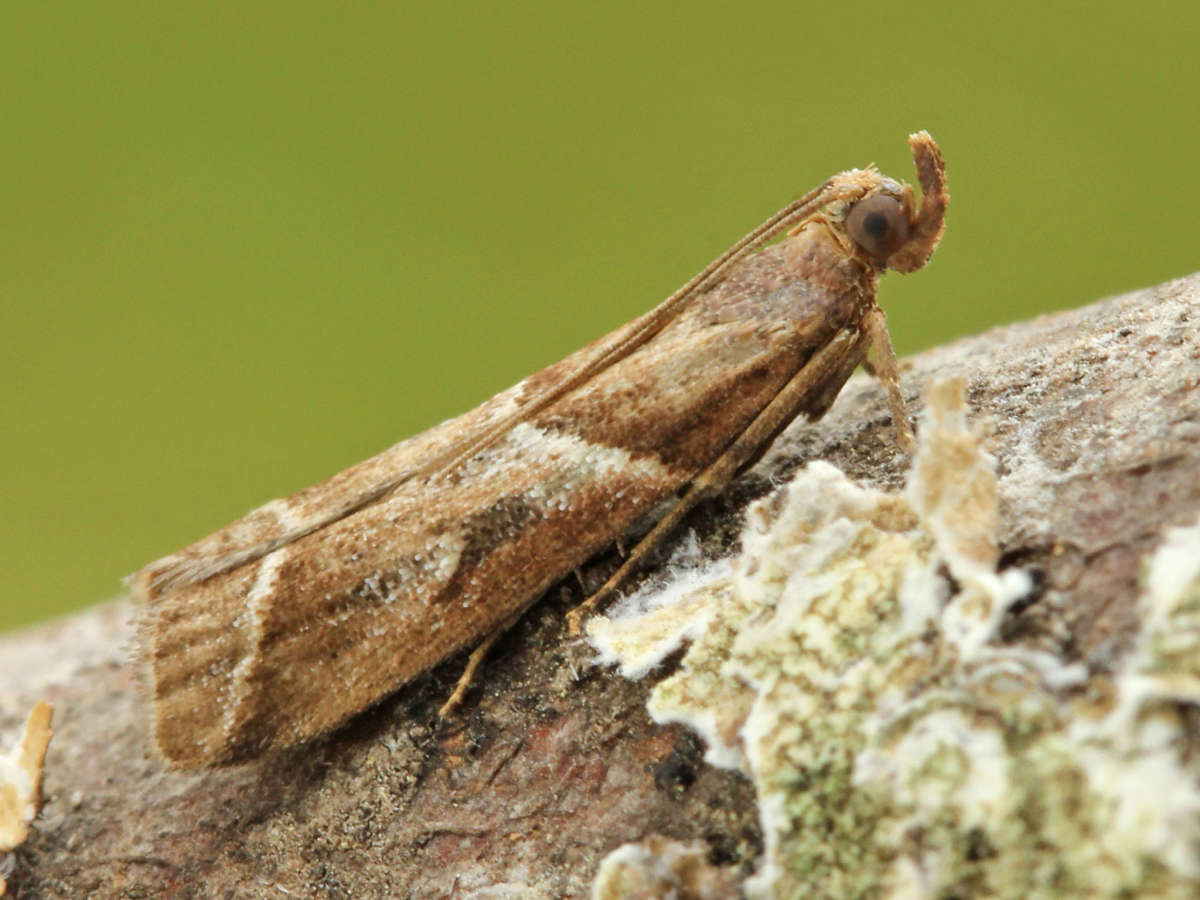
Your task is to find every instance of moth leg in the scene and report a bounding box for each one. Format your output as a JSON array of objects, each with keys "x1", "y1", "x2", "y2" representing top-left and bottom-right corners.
[
  {"x1": 864, "y1": 307, "x2": 915, "y2": 453},
  {"x1": 438, "y1": 609, "x2": 527, "y2": 717},
  {"x1": 566, "y1": 327, "x2": 870, "y2": 635}
]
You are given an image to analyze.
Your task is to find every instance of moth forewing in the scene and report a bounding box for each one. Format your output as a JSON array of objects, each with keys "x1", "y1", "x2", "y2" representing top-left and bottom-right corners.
[{"x1": 131, "y1": 131, "x2": 947, "y2": 767}]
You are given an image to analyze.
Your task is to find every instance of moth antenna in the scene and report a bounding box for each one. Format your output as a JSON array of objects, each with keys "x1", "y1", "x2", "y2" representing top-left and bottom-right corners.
[{"x1": 129, "y1": 175, "x2": 862, "y2": 597}]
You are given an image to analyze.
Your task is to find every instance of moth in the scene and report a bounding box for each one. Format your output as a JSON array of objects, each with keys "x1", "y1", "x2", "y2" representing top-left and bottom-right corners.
[{"x1": 131, "y1": 132, "x2": 948, "y2": 768}]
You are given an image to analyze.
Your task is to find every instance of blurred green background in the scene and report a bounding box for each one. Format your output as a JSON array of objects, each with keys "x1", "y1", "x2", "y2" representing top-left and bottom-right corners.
[{"x1": 2, "y1": 2, "x2": 1197, "y2": 631}]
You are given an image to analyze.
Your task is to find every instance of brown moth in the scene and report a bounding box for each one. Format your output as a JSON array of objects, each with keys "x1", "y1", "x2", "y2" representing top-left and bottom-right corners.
[{"x1": 130, "y1": 132, "x2": 948, "y2": 768}]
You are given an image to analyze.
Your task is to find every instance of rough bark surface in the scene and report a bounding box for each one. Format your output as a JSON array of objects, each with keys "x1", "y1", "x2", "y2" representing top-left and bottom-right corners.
[{"x1": 2, "y1": 273, "x2": 1198, "y2": 898}]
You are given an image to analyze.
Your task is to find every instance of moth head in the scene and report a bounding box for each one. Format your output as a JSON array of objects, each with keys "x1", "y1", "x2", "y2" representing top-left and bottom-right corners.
[{"x1": 822, "y1": 131, "x2": 948, "y2": 273}]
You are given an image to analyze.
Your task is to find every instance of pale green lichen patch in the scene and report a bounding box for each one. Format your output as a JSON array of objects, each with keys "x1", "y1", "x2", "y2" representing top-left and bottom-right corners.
[
  {"x1": 1135, "y1": 521, "x2": 1200, "y2": 691},
  {"x1": 587, "y1": 379, "x2": 1200, "y2": 899}
]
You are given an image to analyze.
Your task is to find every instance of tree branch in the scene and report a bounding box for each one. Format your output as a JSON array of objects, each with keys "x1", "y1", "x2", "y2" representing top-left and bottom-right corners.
[{"x1": 4, "y1": 273, "x2": 1199, "y2": 897}]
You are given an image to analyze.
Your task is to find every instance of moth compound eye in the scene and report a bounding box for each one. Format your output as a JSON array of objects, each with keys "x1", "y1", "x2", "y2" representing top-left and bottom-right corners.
[{"x1": 845, "y1": 194, "x2": 910, "y2": 261}]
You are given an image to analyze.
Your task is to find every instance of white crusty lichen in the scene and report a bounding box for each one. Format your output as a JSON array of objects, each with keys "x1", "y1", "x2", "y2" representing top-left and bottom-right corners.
[
  {"x1": 587, "y1": 379, "x2": 1200, "y2": 898},
  {"x1": 0, "y1": 700, "x2": 52, "y2": 895},
  {"x1": 591, "y1": 835, "x2": 732, "y2": 900},
  {"x1": 0, "y1": 701, "x2": 52, "y2": 853}
]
